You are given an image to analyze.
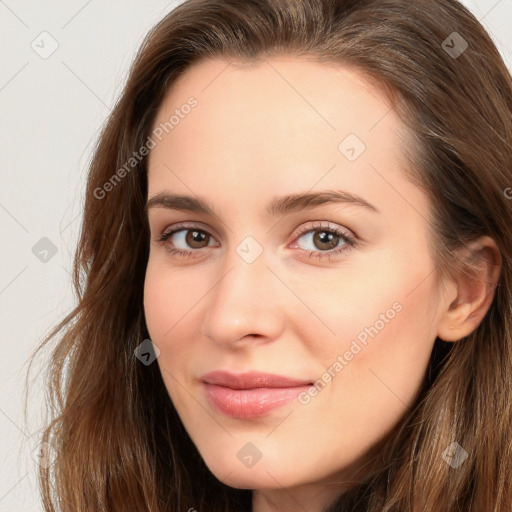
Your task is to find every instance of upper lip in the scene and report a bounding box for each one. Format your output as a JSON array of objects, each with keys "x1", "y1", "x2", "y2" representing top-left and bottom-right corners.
[{"x1": 201, "y1": 370, "x2": 313, "y2": 390}]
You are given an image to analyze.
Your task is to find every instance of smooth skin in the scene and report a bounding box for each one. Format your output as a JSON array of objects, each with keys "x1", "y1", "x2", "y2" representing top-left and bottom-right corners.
[{"x1": 143, "y1": 57, "x2": 500, "y2": 512}]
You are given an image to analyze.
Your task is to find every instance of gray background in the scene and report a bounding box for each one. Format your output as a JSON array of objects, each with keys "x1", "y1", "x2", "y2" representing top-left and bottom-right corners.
[{"x1": 0, "y1": 0, "x2": 510, "y2": 510}]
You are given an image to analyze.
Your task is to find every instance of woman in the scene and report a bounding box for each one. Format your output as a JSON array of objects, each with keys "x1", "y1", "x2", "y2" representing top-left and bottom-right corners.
[{"x1": 33, "y1": 0, "x2": 512, "y2": 510}]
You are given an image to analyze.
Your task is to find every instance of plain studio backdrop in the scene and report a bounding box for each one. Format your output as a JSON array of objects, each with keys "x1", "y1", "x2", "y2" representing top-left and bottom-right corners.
[{"x1": 0, "y1": 0, "x2": 510, "y2": 510}]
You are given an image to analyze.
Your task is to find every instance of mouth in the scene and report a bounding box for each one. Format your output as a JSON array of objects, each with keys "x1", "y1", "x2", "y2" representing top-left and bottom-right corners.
[{"x1": 200, "y1": 370, "x2": 314, "y2": 419}]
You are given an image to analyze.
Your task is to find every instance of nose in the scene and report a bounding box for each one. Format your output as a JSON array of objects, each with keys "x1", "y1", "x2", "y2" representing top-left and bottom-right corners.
[{"x1": 201, "y1": 246, "x2": 285, "y2": 348}]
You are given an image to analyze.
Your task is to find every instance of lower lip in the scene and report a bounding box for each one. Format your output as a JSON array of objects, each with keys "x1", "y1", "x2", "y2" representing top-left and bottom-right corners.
[{"x1": 203, "y1": 383, "x2": 311, "y2": 419}]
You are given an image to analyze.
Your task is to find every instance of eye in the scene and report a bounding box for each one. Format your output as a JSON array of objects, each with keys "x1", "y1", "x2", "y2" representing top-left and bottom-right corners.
[
  {"x1": 154, "y1": 221, "x2": 357, "y2": 260},
  {"x1": 289, "y1": 221, "x2": 356, "y2": 260},
  {"x1": 155, "y1": 223, "x2": 219, "y2": 258}
]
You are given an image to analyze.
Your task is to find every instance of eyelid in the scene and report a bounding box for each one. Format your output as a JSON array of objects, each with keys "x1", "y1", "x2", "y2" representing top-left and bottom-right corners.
[
  {"x1": 288, "y1": 220, "x2": 355, "y2": 244},
  {"x1": 157, "y1": 221, "x2": 220, "y2": 240}
]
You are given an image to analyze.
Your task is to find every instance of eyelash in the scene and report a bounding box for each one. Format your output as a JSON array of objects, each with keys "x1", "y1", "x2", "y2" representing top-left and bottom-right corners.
[{"x1": 154, "y1": 221, "x2": 357, "y2": 261}]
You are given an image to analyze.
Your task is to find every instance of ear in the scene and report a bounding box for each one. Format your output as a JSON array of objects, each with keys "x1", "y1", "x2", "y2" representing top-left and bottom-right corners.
[{"x1": 437, "y1": 236, "x2": 501, "y2": 342}]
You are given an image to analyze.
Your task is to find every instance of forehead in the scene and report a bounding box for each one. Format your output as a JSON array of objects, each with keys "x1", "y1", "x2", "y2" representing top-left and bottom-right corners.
[
  {"x1": 146, "y1": 56, "x2": 427, "y2": 220},
  {"x1": 150, "y1": 56, "x2": 394, "y2": 146}
]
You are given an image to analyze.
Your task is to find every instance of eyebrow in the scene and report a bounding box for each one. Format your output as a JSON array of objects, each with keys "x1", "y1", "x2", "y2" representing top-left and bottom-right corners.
[{"x1": 145, "y1": 190, "x2": 379, "y2": 216}]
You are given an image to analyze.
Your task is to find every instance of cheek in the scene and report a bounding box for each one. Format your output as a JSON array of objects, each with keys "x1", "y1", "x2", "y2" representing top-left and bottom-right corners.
[
  {"x1": 143, "y1": 259, "x2": 217, "y2": 386},
  {"x1": 143, "y1": 270, "x2": 173, "y2": 341},
  {"x1": 143, "y1": 262, "x2": 195, "y2": 384},
  {"x1": 143, "y1": 263, "x2": 203, "y2": 416},
  {"x1": 143, "y1": 258, "x2": 204, "y2": 340},
  {"x1": 285, "y1": 245, "x2": 438, "y2": 362},
  {"x1": 296, "y1": 245, "x2": 439, "y2": 402},
  {"x1": 301, "y1": 266, "x2": 438, "y2": 436}
]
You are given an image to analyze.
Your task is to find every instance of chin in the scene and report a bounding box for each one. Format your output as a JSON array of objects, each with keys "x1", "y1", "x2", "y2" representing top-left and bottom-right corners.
[
  {"x1": 202, "y1": 453, "x2": 302, "y2": 490},
  {"x1": 214, "y1": 469, "x2": 294, "y2": 490}
]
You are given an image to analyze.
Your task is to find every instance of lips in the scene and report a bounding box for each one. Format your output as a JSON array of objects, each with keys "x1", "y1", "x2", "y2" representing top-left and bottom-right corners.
[{"x1": 201, "y1": 370, "x2": 313, "y2": 419}]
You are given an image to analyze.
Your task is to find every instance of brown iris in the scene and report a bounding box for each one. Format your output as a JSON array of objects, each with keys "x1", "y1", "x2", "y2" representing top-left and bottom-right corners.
[
  {"x1": 313, "y1": 230, "x2": 339, "y2": 251},
  {"x1": 185, "y1": 229, "x2": 210, "y2": 248}
]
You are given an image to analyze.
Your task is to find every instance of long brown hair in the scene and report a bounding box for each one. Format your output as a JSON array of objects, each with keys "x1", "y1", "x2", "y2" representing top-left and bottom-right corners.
[{"x1": 30, "y1": 0, "x2": 512, "y2": 510}]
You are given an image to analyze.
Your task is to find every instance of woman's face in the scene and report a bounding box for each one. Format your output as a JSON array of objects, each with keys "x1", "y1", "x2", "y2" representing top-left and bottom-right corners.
[{"x1": 144, "y1": 57, "x2": 450, "y2": 500}]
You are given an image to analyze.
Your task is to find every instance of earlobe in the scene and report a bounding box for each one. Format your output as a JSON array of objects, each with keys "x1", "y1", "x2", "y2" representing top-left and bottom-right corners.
[
  {"x1": 438, "y1": 303, "x2": 476, "y2": 342},
  {"x1": 437, "y1": 236, "x2": 501, "y2": 343}
]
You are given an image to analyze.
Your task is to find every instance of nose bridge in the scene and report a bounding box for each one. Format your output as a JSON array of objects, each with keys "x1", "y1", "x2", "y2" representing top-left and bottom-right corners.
[{"x1": 202, "y1": 240, "x2": 283, "y2": 346}]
